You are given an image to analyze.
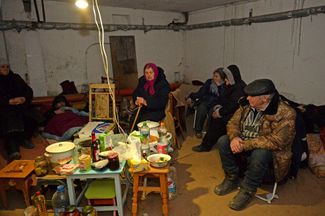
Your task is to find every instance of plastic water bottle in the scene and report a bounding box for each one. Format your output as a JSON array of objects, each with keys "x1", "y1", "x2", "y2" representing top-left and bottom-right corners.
[
  {"x1": 158, "y1": 122, "x2": 168, "y2": 139},
  {"x1": 140, "y1": 122, "x2": 150, "y2": 144},
  {"x1": 33, "y1": 191, "x2": 47, "y2": 216},
  {"x1": 168, "y1": 166, "x2": 177, "y2": 200},
  {"x1": 158, "y1": 122, "x2": 169, "y2": 154},
  {"x1": 52, "y1": 185, "x2": 69, "y2": 216}
]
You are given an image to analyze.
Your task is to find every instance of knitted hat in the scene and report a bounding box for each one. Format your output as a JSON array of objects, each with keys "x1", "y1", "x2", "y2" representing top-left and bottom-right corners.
[
  {"x1": 244, "y1": 79, "x2": 276, "y2": 96},
  {"x1": 0, "y1": 57, "x2": 9, "y2": 66}
]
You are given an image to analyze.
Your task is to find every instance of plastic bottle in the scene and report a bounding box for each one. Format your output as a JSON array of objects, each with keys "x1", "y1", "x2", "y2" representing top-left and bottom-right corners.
[
  {"x1": 157, "y1": 122, "x2": 168, "y2": 154},
  {"x1": 158, "y1": 122, "x2": 168, "y2": 139},
  {"x1": 34, "y1": 191, "x2": 47, "y2": 216},
  {"x1": 52, "y1": 185, "x2": 69, "y2": 216},
  {"x1": 168, "y1": 166, "x2": 177, "y2": 200},
  {"x1": 139, "y1": 122, "x2": 150, "y2": 144},
  {"x1": 140, "y1": 122, "x2": 150, "y2": 158}
]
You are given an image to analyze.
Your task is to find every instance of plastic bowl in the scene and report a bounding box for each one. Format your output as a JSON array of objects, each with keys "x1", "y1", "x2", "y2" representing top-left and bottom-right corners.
[{"x1": 147, "y1": 154, "x2": 171, "y2": 168}]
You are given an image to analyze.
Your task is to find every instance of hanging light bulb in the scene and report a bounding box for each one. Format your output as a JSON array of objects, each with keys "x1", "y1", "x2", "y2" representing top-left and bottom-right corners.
[{"x1": 75, "y1": 0, "x2": 89, "y2": 9}]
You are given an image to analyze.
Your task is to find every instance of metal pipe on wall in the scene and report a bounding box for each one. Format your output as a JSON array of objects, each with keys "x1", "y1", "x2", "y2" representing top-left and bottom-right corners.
[{"x1": 0, "y1": 5, "x2": 324, "y2": 32}]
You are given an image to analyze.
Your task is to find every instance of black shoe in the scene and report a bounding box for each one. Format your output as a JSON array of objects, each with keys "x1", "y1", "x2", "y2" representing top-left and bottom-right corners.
[
  {"x1": 214, "y1": 177, "x2": 239, "y2": 196},
  {"x1": 21, "y1": 140, "x2": 35, "y2": 149},
  {"x1": 9, "y1": 152, "x2": 21, "y2": 161},
  {"x1": 229, "y1": 188, "x2": 255, "y2": 211},
  {"x1": 192, "y1": 145, "x2": 210, "y2": 152}
]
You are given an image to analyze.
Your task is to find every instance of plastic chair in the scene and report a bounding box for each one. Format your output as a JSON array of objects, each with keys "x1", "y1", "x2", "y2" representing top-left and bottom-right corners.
[
  {"x1": 85, "y1": 179, "x2": 117, "y2": 216},
  {"x1": 255, "y1": 182, "x2": 279, "y2": 204}
]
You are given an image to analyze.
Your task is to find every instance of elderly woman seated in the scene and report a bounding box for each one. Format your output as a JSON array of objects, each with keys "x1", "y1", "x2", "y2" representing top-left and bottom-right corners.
[{"x1": 186, "y1": 68, "x2": 227, "y2": 138}]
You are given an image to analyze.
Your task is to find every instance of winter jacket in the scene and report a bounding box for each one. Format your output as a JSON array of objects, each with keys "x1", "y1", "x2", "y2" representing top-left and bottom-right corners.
[
  {"x1": 189, "y1": 79, "x2": 225, "y2": 108},
  {"x1": 218, "y1": 69, "x2": 246, "y2": 119},
  {"x1": 133, "y1": 69, "x2": 170, "y2": 122},
  {"x1": 227, "y1": 92, "x2": 296, "y2": 182},
  {"x1": 0, "y1": 71, "x2": 33, "y2": 111}
]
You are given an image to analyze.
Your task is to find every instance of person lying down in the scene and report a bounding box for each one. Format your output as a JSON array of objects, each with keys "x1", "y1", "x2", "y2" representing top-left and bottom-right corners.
[{"x1": 42, "y1": 95, "x2": 88, "y2": 141}]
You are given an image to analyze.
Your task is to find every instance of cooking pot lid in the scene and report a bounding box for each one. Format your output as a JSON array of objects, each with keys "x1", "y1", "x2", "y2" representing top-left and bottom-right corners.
[
  {"x1": 46, "y1": 142, "x2": 75, "y2": 153},
  {"x1": 137, "y1": 121, "x2": 159, "y2": 129}
]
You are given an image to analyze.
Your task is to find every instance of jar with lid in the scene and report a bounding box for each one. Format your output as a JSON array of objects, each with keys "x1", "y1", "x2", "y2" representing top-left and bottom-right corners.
[
  {"x1": 62, "y1": 205, "x2": 80, "y2": 216},
  {"x1": 34, "y1": 155, "x2": 49, "y2": 176},
  {"x1": 108, "y1": 152, "x2": 120, "y2": 171},
  {"x1": 81, "y1": 205, "x2": 97, "y2": 216}
]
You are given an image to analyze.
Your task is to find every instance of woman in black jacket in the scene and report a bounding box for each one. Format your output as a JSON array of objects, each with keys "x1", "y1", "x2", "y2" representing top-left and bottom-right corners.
[
  {"x1": 132, "y1": 63, "x2": 170, "y2": 124},
  {"x1": 0, "y1": 59, "x2": 43, "y2": 160},
  {"x1": 192, "y1": 64, "x2": 246, "y2": 152}
]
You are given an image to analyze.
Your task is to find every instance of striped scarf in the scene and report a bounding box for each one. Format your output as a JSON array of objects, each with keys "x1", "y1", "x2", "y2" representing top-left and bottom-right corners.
[{"x1": 241, "y1": 108, "x2": 263, "y2": 140}]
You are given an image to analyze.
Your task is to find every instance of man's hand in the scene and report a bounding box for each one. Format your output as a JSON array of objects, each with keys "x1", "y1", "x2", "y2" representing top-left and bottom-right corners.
[
  {"x1": 9, "y1": 97, "x2": 26, "y2": 105},
  {"x1": 230, "y1": 137, "x2": 244, "y2": 154},
  {"x1": 135, "y1": 97, "x2": 147, "y2": 106}
]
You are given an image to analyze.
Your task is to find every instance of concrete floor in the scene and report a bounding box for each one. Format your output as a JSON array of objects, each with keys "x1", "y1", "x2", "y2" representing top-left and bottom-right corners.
[{"x1": 1, "y1": 121, "x2": 325, "y2": 216}]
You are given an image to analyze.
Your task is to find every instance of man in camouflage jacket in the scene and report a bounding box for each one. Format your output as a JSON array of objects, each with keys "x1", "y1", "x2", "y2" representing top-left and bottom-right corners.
[{"x1": 214, "y1": 79, "x2": 296, "y2": 211}]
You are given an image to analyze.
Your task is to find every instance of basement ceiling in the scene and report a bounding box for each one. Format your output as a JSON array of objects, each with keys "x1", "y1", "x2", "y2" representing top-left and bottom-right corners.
[{"x1": 50, "y1": 0, "x2": 248, "y2": 12}]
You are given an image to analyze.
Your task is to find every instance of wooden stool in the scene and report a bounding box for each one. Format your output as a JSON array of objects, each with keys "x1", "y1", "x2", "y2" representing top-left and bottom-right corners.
[
  {"x1": 130, "y1": 166, "x2": 169, "y2": 216},
  {"x1": 0, "y1": 160, "x2": 35, "y2": 209}
]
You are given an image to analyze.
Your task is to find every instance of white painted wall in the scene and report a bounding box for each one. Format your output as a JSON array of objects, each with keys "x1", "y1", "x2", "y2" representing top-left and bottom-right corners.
[
  {"x1": 185, "y1": 0, "x2": 325, "y2": 105},
  {"x1": 2, "y1": 0, "x2": 325, "y2": 104},
  {"x1": 1, "y1": 0, "x2": 184, "y2": 95}
]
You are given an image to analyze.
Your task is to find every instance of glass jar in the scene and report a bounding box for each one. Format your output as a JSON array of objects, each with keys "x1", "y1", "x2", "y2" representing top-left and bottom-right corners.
[
  {"x1": 81, "y1": 205, "x2": 97, "y2": 216},
  {"x1": 79, "y1": 154, "x2": 91, "y2": 172},
  {"x1": 34, "y1": 156, "x2": 49, "y2": 177},
  {"x1": 63, "y1": 205, "x2": 80, "y2": 216},
  {"x1": 108, "y1": 152, "x2": 120, "y2": 171}
]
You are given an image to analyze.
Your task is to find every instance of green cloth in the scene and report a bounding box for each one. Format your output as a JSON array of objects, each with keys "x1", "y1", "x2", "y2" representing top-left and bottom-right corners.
[{"x1": 85, "y1": 179, "x2": 116, "y2": 199}]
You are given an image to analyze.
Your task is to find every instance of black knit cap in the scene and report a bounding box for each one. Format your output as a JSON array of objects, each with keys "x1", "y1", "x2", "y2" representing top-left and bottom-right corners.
[{"x1": 244, "y1": 79, "x2": 276, "y2": 96}]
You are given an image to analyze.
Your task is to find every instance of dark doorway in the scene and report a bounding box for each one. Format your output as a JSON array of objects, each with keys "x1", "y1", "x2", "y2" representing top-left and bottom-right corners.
[{"x1": 109, "y1": 36, "x2": 138, "y2": 89}]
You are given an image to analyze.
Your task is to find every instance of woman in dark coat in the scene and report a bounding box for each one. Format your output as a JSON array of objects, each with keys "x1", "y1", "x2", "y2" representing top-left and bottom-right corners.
[
  {"x1": 0, "y1": 58, "x2": 43, "y2": 160},
  {"x1": 192, "y1": 64, "x2": 246, "y2": 152},
  {"x1": 186, "y1": 68, "x2": 227, "y2": 138},
  {"x1": 132, "y1": 63, "x2": 170, "y2": 124}
]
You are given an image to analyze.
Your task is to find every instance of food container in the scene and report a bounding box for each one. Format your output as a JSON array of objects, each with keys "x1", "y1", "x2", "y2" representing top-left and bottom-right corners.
[
  {"x1": 34, "y1": 156, "x2": 49, "y2": 176},
  {"x1": 79, "y1": 154, "x2": 91, "y2": 172},
  {"x1": 81, "y1": 205, "x2": 97, "y2": 216},
  {"x1": 108, "y1": 152, "x2": 120, "y2": 171},
  {"x1": 146, "y1": 154, "x2": 171, "y2": 168},
  {"x1": 157, "y1": 143, "x2": 168, "y2": 154},
  {"x1": 45, "y1": 142, "x2": 75, "y2": 167}
]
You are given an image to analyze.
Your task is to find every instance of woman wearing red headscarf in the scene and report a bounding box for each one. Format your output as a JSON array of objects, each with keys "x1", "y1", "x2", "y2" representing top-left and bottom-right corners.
[{"x1": 132, "y1": 63, "x2": 170, "y2": 124}]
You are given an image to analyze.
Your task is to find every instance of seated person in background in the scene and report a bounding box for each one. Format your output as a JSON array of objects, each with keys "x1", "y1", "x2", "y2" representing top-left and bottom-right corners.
[
  {"x1": 132, "y1": 63, "x2": 170, "y2": 125},
  {"x1": 186, "y1": 68, "x2": 227, "y2": 138},
  {"x1": 214, "y1": 79, "x2": 296, "y2": 211},
  {"x1": 42, "y1": 95, "x2": 88, "y2": 141},
  {"x1": 192, "y1": 65, "x2": 246, "y2": 152},
  {"x1": 0, "y1": 58, "x2": 43, "y2": 161}
]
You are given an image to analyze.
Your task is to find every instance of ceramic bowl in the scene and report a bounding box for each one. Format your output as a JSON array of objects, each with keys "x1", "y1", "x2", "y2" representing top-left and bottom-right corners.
[{"x1": 146, "y1": 154, "x2": 171, "y2": 168}]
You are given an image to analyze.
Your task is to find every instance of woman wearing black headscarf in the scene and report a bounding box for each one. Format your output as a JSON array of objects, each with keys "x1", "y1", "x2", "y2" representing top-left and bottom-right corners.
[{"x1": 192, "y1": 64, "x2": 246, "y2": 152}]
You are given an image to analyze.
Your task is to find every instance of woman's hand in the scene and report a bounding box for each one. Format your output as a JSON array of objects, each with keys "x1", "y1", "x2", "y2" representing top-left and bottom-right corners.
[
  {"x1": 54, "y1": 108, "x2": 65, "y2": 114},
  {"x1": 186, "y1": 98, "x2": 192, "y2": 105},
  {"x1": 9, "y1": 97, "x2": 26, "y2": 105},
  {"x1": 135, "y1": 97, "x2": 147, "y2": 106},
  {"x1": 212, "y1": 110, "x2": 221, "y2": 119}
]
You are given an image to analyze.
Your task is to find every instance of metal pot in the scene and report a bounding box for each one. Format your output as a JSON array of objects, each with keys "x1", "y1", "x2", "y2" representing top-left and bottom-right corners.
[{"x1": 45, "y1": 142, "x2": 75, "y2": 166}]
